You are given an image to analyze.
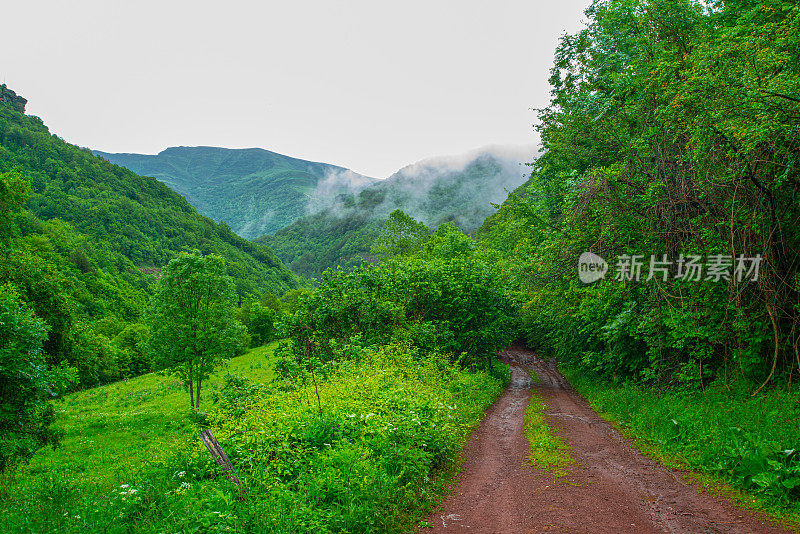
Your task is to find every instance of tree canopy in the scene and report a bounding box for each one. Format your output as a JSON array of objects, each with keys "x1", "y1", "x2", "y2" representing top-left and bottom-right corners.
[{"x1": 479, "y1": 0, "x2": 800, "y2": 387}]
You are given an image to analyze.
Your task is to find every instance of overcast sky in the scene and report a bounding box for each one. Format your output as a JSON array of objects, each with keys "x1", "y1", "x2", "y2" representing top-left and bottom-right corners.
[{"x1": 2, "y1": 0, "x2": 591, "y2": 178}]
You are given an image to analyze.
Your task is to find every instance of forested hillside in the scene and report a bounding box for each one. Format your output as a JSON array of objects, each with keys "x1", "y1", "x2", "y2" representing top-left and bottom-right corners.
[
  {"x1": 95, "y1": 146, "x2": 376, "y2": 238},
  {"x1": 0, "y1": 88, "x2": 300, "y2": 389},
  {"x1": 260, "y1": 148, "x2": 530, "y2": 278}
]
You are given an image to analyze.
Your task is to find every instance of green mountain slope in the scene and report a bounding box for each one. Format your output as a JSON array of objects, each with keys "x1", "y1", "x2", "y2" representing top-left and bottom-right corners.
[
  {"x1": 0, "y1": 86, "x2": 300, "y2": 386},
  {"x1": 94, "y1": 146, "x2": 376, "y2": 238},
  {"x1": 259, "y1": 148, "x2": 532, "y2": 278}
]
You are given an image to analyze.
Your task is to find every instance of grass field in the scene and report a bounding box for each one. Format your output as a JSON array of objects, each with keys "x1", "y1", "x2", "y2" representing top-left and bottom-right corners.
[{"x1": 0, "y1": 343, "x2": 278, "y2": 506}]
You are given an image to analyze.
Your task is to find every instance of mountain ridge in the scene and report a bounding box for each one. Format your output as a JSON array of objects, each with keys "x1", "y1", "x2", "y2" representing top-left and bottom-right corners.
[{"x1": 95, "y1": 145, "x2": 377, "y2": 238}]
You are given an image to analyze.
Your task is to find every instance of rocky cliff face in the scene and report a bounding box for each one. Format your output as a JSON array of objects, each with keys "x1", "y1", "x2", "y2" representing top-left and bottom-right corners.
[{"x1": 0, "y1": 85, "x2": 27, "y2": 113}]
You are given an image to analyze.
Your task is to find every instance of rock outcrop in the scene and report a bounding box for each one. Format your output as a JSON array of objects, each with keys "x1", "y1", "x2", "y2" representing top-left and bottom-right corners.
[{"x1": 0, "y1": 84, "x2": 27, "y2": 113}]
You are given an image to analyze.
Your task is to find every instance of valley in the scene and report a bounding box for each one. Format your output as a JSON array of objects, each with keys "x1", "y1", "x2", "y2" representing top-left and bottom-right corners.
[
  {"x1": 100, "y1": 144, "x2": 532, "y2": 279},
  {"x1": 2, "y1": 0, "x2": 800, "y2": 533}
]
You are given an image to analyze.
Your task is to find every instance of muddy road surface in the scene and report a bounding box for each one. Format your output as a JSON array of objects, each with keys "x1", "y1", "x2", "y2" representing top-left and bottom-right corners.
[{"x1": 419, "y1": 347, "x2": 794, "y2": 534}]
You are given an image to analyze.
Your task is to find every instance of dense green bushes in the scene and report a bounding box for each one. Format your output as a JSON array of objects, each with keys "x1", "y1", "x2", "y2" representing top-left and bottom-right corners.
[
  {"x1": 480, "y1": 0, "x2": 800, "y2": 387},
  {"x1": 202, "y1": 345, "x2": 507, "y2": 533},
  {"x1": 281, "y1": 223, "x2": 514, "y2": 370}
]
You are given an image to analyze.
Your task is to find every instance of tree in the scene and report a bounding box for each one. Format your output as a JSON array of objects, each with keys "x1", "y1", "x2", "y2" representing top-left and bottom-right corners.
[
  {"x1": 0, "y1": 283, "x2": 76, "y2": 471},
  {"x1": 146, "y1": 251, "x2": 243, "y2": 409},
  {"x1": 0, "y1": 170, "x2": 28, "y2": 241},
  {"x1": 371, "y1": 210, "x2": 429, "y2": 259},
  {"x1": 237, "y1": 300, "x2": 278, "y2": 347}
]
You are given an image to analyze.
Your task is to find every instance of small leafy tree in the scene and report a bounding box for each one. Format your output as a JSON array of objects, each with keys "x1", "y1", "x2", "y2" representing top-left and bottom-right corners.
[
  {"x1": 146, "y1": 251, "x2": 243, "y2": 409},
  {"x1": 371, "y1": 209, "x2": 429, "y2": 259},
  {"x1": 0, "y1": 283, "x2": 76, "y2": 471}
]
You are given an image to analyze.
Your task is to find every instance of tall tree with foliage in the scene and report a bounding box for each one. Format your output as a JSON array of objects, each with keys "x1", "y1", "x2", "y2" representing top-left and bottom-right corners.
[
  {"x1": 371, "y1": 209, "x2": 430, "y2": 259},
  {"x1": 146, "y1": 251, "x2": 243, "y2": 409},
  {"x1": 0, "y1": 284, "x2": 76, "y2": 471}
]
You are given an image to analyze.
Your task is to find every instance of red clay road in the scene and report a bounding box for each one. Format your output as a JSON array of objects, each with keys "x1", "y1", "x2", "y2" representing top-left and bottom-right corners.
[{"x1": 418, "y1": 347, "x2": 796, "y2": 534}]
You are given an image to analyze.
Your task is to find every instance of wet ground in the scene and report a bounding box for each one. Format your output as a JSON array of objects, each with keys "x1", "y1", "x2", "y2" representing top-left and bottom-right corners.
[{"x1": 419, "y1": 347, "x2": 795, "y2": 533}]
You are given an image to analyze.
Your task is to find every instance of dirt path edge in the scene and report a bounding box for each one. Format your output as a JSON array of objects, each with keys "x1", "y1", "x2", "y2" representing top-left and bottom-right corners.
[{"x1": 417, "y1": 347, "x2": 796, "y2": 534}]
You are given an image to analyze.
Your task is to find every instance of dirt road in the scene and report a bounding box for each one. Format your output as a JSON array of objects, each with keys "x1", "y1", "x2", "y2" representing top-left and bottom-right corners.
[{"x1": 419, "y1": 347, "x2": 795, "y2": 533}]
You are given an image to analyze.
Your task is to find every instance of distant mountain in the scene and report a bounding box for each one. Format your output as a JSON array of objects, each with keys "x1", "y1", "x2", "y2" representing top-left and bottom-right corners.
[
  {"x1": 258, "y1": 146, "x2": 533, "y2": 278},
  {"x1": 94, "y1": 146, "x2": 376, "y2": 239}
]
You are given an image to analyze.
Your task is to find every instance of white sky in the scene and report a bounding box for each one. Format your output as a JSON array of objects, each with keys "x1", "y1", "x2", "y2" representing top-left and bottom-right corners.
[{"x1": 2, "y1": 0, "x2": 591, "y2": 178}]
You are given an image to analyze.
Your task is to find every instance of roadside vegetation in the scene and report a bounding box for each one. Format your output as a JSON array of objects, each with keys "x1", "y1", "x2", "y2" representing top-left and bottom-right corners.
[
  {"x1": 0, "y1": 212, "x2": 514, "y2": 533},
  {"x1": 0, "y1": 343, "x2": 506, "y2": 533}
]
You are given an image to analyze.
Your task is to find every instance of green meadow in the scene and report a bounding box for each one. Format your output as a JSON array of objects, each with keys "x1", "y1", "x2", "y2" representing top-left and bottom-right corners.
[{"x1": 0, "y1": 344, "x2": 277, "y2": 527}]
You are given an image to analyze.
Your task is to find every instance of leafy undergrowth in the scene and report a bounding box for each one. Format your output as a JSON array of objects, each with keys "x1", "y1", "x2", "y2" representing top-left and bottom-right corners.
[
  {"x1": 1, "y1": 342, "x2": 507, "y2": 533},
  {"x1": 563, "y1": 368, "x2": 800, "y2": 524},
  {"x1": 523, "y1": 370, "x2": 574, "y2": 476},
  {"x1": 202, "y1": 343, "x2": 507, "y2": 533}
]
